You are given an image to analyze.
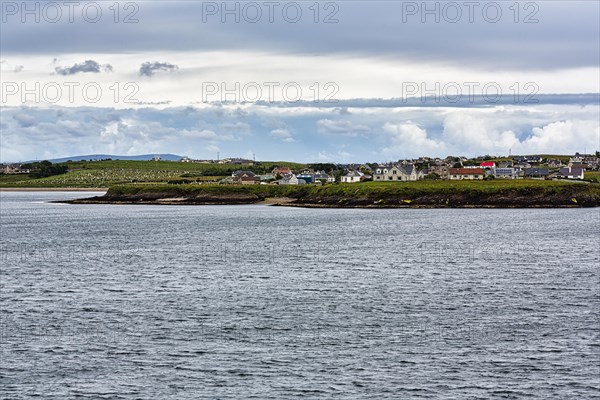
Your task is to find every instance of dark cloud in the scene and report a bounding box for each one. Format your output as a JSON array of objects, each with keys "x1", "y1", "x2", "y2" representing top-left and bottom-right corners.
[
  {"x1": 54, "y1": 60, "x2": 113, "y2": 75},
  {"x1": 139, "y1": 61, "x2": 178, "y2": 77},
  {"x1": 255, "y1": 94, "x2": 600, "y2": 109},
  {"x1": 1, "y1": 3, "x2": 598, "y2": 71}
]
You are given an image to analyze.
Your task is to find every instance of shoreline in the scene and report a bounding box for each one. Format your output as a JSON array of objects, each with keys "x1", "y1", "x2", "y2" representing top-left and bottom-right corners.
[
  {"x1": 0, "y1": 187, "x2": 108, "y2": 192},
  {"x1": 38, "y1": 181, "x2": 600, "y2": 208},
  {"x1": 58, "y1": 198, "x2": 592, "y2": 209}
]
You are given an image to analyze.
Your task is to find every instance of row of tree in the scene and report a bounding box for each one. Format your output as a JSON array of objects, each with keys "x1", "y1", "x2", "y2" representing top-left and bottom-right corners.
[{"x1": 22, "y1": 161, "x2": 68, "y2": 179}]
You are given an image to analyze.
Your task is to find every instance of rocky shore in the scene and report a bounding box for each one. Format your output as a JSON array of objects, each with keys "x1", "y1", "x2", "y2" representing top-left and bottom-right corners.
[{"x1": 62, "y1": 182, "x2": 600, "y2": 208}]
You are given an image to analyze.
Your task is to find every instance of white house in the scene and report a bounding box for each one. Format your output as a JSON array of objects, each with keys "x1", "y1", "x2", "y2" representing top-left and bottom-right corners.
[
  {"x1": 495, "y1": 167, "x2": 518, "y2": 179},
  {"x1": 278, "y1": 174, "x2": 305, "y2": 185},
  {"x1": 341, "y1": 170, "x2": 366, "y2": 183},
  {"x1": 373, "y1": 164, "x2": 419, "y2": 181},
  {"x1": 558, "y1": 167, "x2": 585, "y2": 180}
]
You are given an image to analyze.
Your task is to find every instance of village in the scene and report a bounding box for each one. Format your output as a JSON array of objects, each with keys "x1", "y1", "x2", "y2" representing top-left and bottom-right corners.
[
  {"x1": 221, "y1": 153, "x2": 599, "y2": 185},
  {"x1": 1, "y1": 153, "x2": 599, "y2": 186}
]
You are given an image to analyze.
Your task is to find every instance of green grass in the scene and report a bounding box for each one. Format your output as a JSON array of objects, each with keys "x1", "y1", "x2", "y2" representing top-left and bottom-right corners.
[
  {"x1": 584, "y1": 171, "x2": 600, "y2": 183},
  {"x1": 0, "y1": 159, "x2": 306, "y2": 188},
  {"x1": 105, "y1": 179, "x2": 599, "y2": 199}
]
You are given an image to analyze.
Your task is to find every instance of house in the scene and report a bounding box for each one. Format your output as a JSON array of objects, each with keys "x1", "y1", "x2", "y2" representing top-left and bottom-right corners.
[
  {"x1": 513, "y1": 162, "x2": 531, "y2": 171},
  {"x1": 480, "y1": 161, "x2": 496, "y2": 169},
  {"x1": 448, "y1": 168, "x2": 484, "y2": 180},
  {"x1": 428, "y1": 165, "x2": 449, "y2": 180},
  {"x1": 568, "y1": 153, "x2": 598, "y2": 169},
  {"x1": 153, "y1": 155, "x2": 161, "y2": 161},
  {"x1": 558, "y1": 167, "x2": 585, "y2": 180},
  {"x1": 583, "y1": 156, "x2": 599, "y2": 169},
  {"x1": 513, "y1": 156, "x2": 542, "y2": 163},
  {"x1": 2, "y1": 164, "x2": 19, "y2": 174},
  {"x1": 569, "y1": 154, "x2": 585, "y2": 164},
  {"x1": 1, "y1": 164, "x2": 30, "y2": 174},
  {"x1": 495, "y1": 167, "x2": 518, "y2": 179},
  {"x1": 313, "y1": 170, "x2": 336, "y2": 183},
  {"x1": 373, "y1": 164, "x2": 419, "y2": 181},
  {"x1": 278, "y1": 174, "x2": 305, "y2": 185},
  {"x1": 341, "y1": 170, "x2": 367, "y2": 183},
  {"x1": 257, "y1": 174, "x2": 275, "y2": 182},
  {"x1": 528, "y1": 156, "x2": 543, "y2": 163},
  {"x1": 272, "y1": 167, "x2": 292, "y2": 176},
  {"x1": 296, "y1": 171, "x2": 315, "y2": 184},
  {"x1": 568, "y1": 162, "x2": 586, "y2": 170},
  {"x1": 523, "y1": 167, "x2": 549, "y2": 179},
  {"x1": 232, "y1": 170, "x2": 259, "y2": 184},
  {"x1": 223, "y1": 158, "x2": 255, "y2": 166},
  {"x1": 548, "y1": 159, "x2": 563, "y2": 168}
]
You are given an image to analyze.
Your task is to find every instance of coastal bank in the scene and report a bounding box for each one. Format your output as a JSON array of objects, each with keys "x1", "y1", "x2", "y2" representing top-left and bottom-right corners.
[{"x1": 62, "y1": 180, "x2": 600, "y2": 208}]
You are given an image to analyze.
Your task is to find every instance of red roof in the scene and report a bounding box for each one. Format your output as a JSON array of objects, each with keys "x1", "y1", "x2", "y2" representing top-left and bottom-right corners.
[
  {"x1": 273, "y1": 167, "x2": 291, "y2": 173},
  {"x1": 480, "y1": 162, "x2": 496, "y2": 167}
]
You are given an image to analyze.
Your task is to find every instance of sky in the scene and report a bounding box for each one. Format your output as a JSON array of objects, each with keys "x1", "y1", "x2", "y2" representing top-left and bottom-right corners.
[{"x1": 1, "y1": 0, "x2": 599, "y2": 162}]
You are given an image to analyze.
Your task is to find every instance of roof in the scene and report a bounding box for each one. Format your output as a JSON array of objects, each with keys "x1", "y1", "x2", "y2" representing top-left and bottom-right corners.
[
  {"x1": 397, "y1": 164, "x2": 416, "y2": 175},
  {"x1": 524, "y1": 168, "x2": 549, "y2": 176},
  {"x1": 272, "y1": 167, "x2": 291, "y2": 173},
  {"x1": 559, "y1": 167, "x2": 584, "y2": 175},
  {"x1": 232, "y1": 170, "x2": 257, "y2": 178},
  {"x1": 344, "y1": 170, "x2": 364, "y2": 177},
  {"x1": 449, "y1": 168, "x2": 484, "y2": 175},
  {"x1": 480, "y1": 162, "x2": 496, "y2": 167}
]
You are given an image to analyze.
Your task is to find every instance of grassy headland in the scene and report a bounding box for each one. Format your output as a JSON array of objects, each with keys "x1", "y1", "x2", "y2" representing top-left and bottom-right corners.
[{"x1": 66, "y1": 180, "x2": 600, "y2": 208}]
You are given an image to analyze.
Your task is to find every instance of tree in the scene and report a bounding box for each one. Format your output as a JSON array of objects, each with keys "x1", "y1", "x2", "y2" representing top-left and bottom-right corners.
[
  {"x1": 28, "y1": 161, "x2": 68, "y2": 178},
  {"x1": 423, "y1": 172, "x2": 441, "y2": 180},
  {"x1": 307, "y1": 163, "x2": 336, "y2": 172}
]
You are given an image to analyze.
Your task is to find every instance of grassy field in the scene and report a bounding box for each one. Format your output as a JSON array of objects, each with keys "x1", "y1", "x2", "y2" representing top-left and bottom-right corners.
[
  {"x1": 0, "y1": 160, "x2": 306, "y2": 188},
  {"x1": 584, "y1": 171, "x2": 600, "y2": 183},
  {"x1": 105, "y1": 179, "x2": 600, "y2": 198}
]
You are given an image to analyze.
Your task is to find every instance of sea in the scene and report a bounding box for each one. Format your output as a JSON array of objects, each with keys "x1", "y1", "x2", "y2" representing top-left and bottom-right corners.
[{"x1": 1, "y1": 191, "x2": 599, "y2": 399}]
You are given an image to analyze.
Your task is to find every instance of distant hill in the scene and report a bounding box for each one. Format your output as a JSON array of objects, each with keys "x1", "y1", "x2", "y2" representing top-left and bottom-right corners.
[{"x1": 26, "y1": 154, "x2": 184, "y2": 163}]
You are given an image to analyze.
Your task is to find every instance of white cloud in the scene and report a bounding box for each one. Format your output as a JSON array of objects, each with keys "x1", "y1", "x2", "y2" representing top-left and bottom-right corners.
[
  {"x1": 381, "y1": 123, "x2": 446, "y2": 158},
  {"x1": 270, "y1": 128, "x2": 295, "y2": 142},
  {"x1": 316, "y1": 119, "x2": 370, "y2": 135},
  {"x1": 1, "y1": 104, "x2": 598, "y2": 163},
  {"x1": 518, "y1": 120, "x2": 600, "y2": 154},
  {"x1": 315, "y1": 151, "x2": 352, "y2": 162}
]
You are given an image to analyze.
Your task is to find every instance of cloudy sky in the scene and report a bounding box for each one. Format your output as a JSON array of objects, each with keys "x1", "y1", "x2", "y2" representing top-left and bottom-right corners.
[{"x1": 1, "y1": 1, "x2": 599, "y2": 162}]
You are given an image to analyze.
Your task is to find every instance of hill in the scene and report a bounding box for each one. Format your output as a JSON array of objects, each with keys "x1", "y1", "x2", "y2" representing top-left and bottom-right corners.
[{"x1": 24, "y1": 154, "x2": 183, "y2": 163}]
